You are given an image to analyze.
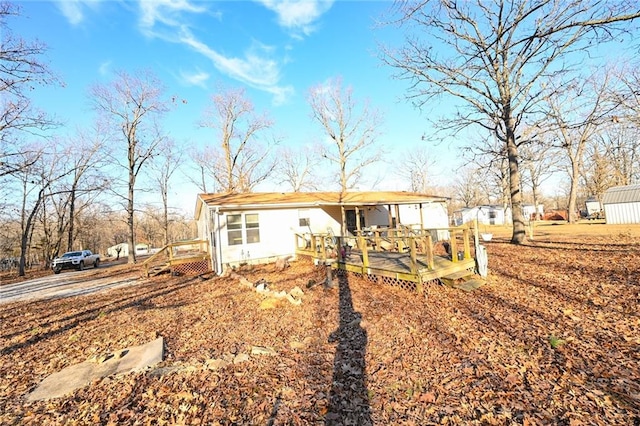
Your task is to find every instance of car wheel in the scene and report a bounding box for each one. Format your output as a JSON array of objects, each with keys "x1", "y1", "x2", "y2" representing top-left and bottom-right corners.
[
  {"x1": 78, "y1": 261, "x2": 84, "y2": 271},
  {"x1": 94, "y1": 259, "x2": 100, "y2": 268},
  {"x1": 54, "y1": 269, "x2": 61, "y2": 274}
]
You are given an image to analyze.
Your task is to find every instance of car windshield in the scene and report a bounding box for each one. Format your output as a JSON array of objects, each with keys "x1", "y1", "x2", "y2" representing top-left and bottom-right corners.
[{"x1": 62, "y1": 251, "x2": 83, "y2": 258}]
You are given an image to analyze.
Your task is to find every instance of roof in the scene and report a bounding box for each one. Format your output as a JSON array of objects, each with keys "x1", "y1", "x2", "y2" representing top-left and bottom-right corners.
[
  {"x1": 195, "y1": 191, "x2": 448, "y2": 219},
  {"x1": 602, "y1": 184, "x2": 640, "y2": 205}
]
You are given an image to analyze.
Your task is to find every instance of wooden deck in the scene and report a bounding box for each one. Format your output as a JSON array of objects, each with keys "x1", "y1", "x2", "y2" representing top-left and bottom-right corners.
[
  {"x1": 142, "y1": 240, "x2": 210, "y2": 277},
  {"x1": 336, "y1": 250, "x2": 476, "y2": 284},
  {"x1": 295, "y1": 225, "x2": 479, "y2": 292}
]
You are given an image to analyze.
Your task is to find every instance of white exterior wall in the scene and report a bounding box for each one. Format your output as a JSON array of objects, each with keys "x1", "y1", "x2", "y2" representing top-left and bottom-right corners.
[
  {"x1": 359, "y1": 203, "x2": 449, "y2": 229},
  {"x1": 604, "y1": 202, "x2": 640, "y2": 224},
  {"x1": 216, "y1": 206, "x2": 341, "y2": 268}
]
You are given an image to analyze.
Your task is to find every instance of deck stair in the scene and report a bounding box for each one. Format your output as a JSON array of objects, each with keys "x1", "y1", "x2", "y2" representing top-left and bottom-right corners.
[
  {"x1": 142, "y1": 240, "x2": 210, "y2": 277},
  {"x1": 440, "y1": 270, "x2": 485, "y2": 291},
  {"x1": 147, "y1": 263, "x2": 171, "y2": 277}
]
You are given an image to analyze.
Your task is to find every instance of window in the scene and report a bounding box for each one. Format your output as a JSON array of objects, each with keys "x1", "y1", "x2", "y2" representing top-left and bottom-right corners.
[
  {"x1": 245, "y1": 214, "x2": 260, "y2": 244},
  {"x1": 227, "y1": 213, "x2": 260, "y2": 245},
  {"x1": 227, "y1": 214, "x2": 243, "y2": 246},
  {"x1": 298, "y1": 210, "x2": 310, "y2": 227}
]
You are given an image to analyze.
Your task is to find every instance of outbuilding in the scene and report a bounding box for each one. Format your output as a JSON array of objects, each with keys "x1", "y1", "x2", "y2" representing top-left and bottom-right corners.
[
  {"x1": 453, "y1": 205, "x2": 511, "y2": 226},
  {"x1": 602, "y1": 184, "x2": 640, "y2": 224}
]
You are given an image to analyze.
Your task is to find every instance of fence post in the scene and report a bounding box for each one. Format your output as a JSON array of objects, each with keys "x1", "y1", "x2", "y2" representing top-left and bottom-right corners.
[
  {"x1": 463, "y1": 228, "x2": 471, "y2": 259},
  {"x1": 426, "y1": 234, "x2": 434, "y2": 269}
]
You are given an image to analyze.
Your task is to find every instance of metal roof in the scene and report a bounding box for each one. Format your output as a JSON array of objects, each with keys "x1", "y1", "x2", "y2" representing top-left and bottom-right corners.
[
  {"x1": 195, "y1": 191, "x2": 448, "y2": 219},
  {"x1": 602, "y1": 184, "x2": 640, "y2": 204}
]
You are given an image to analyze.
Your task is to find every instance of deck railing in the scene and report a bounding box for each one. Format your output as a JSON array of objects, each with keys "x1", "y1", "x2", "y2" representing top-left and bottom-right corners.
[
  {"x1": 142, "y1": 239, "x2": 210, "y2": 277},
  {"x1": 295, "y1": 225, "x2": 474, "y2": 274}
]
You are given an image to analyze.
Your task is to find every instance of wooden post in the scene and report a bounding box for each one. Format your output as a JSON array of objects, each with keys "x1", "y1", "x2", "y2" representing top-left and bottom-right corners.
[
  {"x1": 426, "y1": 234, "x2": 434, "y2": 269},
  {"x1": 387, "y1": 205, "x2": 393, "y2": 228},
  {"x1": 341, "y1": 206, "x2": 346, "y2": 236},
  {"x1": 409, "y1": 237, "x2": 417, "y2": 274},
  {"x1": 374, "y1": 230, "x2": 380, "y2": 251},
  {"x1": 395, "y1": 204, "x2": 401, "y2": 226},
  {"x1": 359, "y1": 235, "x2": 369, "y2": 270},
  {"x1": 355, "y1": 206, "x2": 361, "y2": 234},
  {"x1": 463, "y1": 228, "x2": 471, "y2": 259},
  {"x1": 311, "y1": 234, "x2": 317, "y2": 254},
  {"x1": 419, "y1": 203, "x2": 424, "y2": 230},
  {"x1": 450, "y1": 232, "x2": 458, "y2": 263}
]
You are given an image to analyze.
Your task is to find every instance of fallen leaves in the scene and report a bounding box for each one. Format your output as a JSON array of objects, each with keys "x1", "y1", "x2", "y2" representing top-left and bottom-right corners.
[{"x1": 1, "y1": 229, "x2": 640, "y2": 424}]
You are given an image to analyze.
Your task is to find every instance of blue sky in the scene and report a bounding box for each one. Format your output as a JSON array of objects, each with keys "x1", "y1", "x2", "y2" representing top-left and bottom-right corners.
[{"x1": 12, "y1": 0, "x2": 459, "y2": 214}]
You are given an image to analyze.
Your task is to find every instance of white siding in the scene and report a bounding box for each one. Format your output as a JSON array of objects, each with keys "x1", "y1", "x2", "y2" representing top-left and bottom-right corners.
[
  {"x1": 604, "y1": 202, "x2": 640, "y2": 224},
  {"x1": 218, "y1": 207, "x2": 340, "y2": 266}
]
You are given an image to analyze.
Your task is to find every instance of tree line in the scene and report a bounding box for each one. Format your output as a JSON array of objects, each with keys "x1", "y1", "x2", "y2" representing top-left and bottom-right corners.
[{"x1": 2, "y1": 1, "x2": 640, "y2": 276}]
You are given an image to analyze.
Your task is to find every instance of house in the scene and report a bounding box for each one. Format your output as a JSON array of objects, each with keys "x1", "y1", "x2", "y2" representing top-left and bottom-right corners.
[
  {"x1": 106, "y1": 243, "x2": 152, "y2": 258},
  {"x1": 195, "y1": 191, "x2": 450, "y2": 274},
  {"x1": 602, "y1": 184, "x2": 640, "y2": 224},
  {"x1": 453, "y1": 205, "x2": 511, "y2": 226}
]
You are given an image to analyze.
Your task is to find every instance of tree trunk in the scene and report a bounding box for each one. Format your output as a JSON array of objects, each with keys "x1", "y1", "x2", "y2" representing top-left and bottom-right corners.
[
  {"x1": 128, "y1": 159, "x2": 137, "y2": 264},
  {"x1": 567, "y1": 158, "x2": 580, "y2": 224},
  {"x1": 67, "y1": 186, "x2": 76, "y2": 251},
  {"x1": 19, "y1": 191, "x2": 44, "y2": 276},
  {"x1": 507, "y1": 129, "x2": 526, "y2": 244}
]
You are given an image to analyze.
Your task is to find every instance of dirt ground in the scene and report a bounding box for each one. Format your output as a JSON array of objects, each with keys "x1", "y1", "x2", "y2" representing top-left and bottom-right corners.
[{"x1": 0, "y1": 222, "x2": 638, "y2": 425}]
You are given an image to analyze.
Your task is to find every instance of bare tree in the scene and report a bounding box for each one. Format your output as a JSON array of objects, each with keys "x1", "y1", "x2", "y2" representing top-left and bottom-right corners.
[
  {"x1": 383, "y1": 0, "x2": 640, "y2": 242},
  {"x1": 13, "y1": 143, "x2": 72, "y2": 276},
  {"x1": 454, "y1": 166, "x2": 486, "y2": 208},
  {"x1": 149, "y1": 138, "x2": 182, "y2": 246},
  {"x1": 276, "y1": 145, "x2": 321, "y2": 192},
  {"x1": 597, "y1": 125, "x2": 640, "y2": 186},
  {"x1": 197, "y1": 86, "x2": 277, "y2": 193},
  {"x1": 90, "y1": 70, "x2": 171, "y2": 263},
  {"x1": 545, "y1": 72, "x2": 614, "y2": 223},
  {"x1": 520, "y1": 141, "x2": 562, "y2": 220},
  {"x1": 393, "y1": 145, "x2": 436, "y2": 193},
  {"x1": 307, "y1": 77, "x2": 383, "y2": 192},
  {"x1": 0, "y1": 2, "x2": 59, "y2": 176}
]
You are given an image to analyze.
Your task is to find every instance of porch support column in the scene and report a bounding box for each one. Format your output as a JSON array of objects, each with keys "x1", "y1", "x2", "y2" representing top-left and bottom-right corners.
[
  {"x1": 355, "y1": 206, "x2": 361, "y2": 234},
  {"x1": 419, "y1": 203, "x2": 424, "y2": 230},
  {"x1": 395, "y1": 204, "x2": 401, "y2": 226},
  {"x1": 387, "y1": 205, "x2": 393, "y2": 227},
  {"x1": 341, "y1": 205, "x2": 346, "y2": 236}
]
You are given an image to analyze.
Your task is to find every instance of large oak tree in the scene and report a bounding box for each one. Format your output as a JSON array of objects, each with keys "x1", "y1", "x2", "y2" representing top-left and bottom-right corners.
[{"x1": 383, "y1": 0, "x2": 640, "y2": 243}]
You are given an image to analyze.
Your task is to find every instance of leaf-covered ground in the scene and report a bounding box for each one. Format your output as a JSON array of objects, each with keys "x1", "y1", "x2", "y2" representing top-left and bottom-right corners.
[{"x1": 1, "y1": 223, "x2": 639, "y2": 425}]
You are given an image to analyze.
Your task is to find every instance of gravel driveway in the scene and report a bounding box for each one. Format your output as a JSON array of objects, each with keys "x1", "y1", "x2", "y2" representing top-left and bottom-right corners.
[{"x1": 0, "y1": 264, "x2": 141, "y2": 305}]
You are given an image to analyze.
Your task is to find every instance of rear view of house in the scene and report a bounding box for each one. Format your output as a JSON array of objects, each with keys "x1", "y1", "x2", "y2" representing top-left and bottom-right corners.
[{"x1": 195, "y1": 192, "x2": 450, "y2": 275}]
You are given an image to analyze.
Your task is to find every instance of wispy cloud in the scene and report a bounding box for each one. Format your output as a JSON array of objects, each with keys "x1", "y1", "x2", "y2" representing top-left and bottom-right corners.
[
  {"x1": 98, "y1": 60, "x2": 112, "y2": 76},
  {"x1": 256, "y1": 0, "x2": 334, "y2": 36},
  {"x1": 179, "y1": 68, "x2": 210, "y2": 88},
  {"x1": 137, "y1": 0, "x2": 294, "y2": 104},
  {"x1": 56, "y1": 0, "x2": 102, "y2": 25},
  {"x1": 138, "y1": 0, "x2": 206, "y2": 38}
]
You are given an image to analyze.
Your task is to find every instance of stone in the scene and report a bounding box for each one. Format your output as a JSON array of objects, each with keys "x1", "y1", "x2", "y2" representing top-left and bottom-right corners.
[
  {"x1": 259, "y1": 298, "x2": 280, "y2": 310},
  {"x1": 289, "y1": 286, "x2": 304, "y2": 298},
  {"x1": 204, "y1": 358, "x2": 230, "y2": 371},
  {"x1": 251, "y1": 346, "x2": 277, "y2": 356},
  {"x1": 289, "y1": 341, "x2": 306, "y2": 350},
  {"x1": 27, "y1": 337, "x2": 164, "y2": 402},
  {"x1": 286, "y1": 294, "x2": 302, "y2": 306},
  {"x1": 233, "y1": 353, "x2": 250, "y2": 364}
]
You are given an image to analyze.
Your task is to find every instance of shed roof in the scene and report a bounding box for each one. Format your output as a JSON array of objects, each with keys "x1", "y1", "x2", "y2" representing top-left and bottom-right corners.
[
  {"x1": 195, "y1": 191, "x2": 448, "y2": 219},
  {"x1": 602, "y1": 184, "x2": 640, "y2": 205}
]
